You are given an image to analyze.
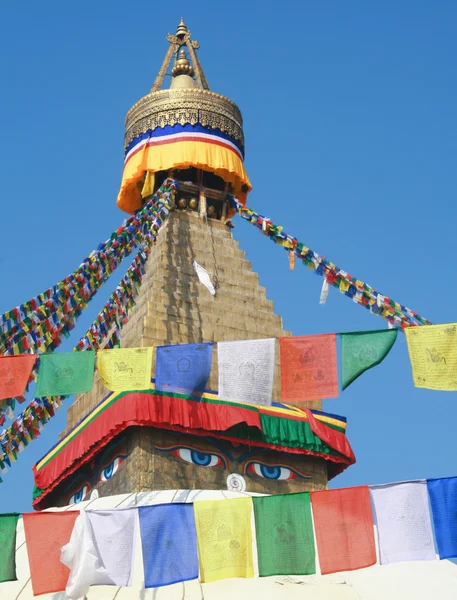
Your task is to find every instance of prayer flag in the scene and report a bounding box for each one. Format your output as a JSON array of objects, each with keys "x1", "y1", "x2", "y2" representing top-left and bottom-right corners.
[
  {"x1": 156, "y1": 343, "x2": 212, "y2": 400},
  {"x1": 61, "y1": 509, "x2": 136, "y2": 599},
  {"x1": 193, "y1": 497, "x2": 254, "y2": 583},
  {"x1": 370, "y1": 481, "x2": 435, "y2": 564},
  {"x1": 139, "y1": 504, "x2": 198, "y2": 587},
  {"x1": 0, "y1": 354, "x2": 36, "y2": 401},
  {"x1": 193, "y1": 260, "x2": 216, "y2": 295},
  {"x1": 340, "y1": 329, "x2": 398, "y2": 390},
  {"x1": 35, "y1": 351, "x2": 95, "y2": 397},
  {"x1": 279, "y1": 335, "x2": 338, "y2": 403},
  {"x1": 97, "y1": 347, "x2": 153, "y2": 391},
  {"x1": 253, "y1": 493, "x2": 315, "y2": 576},
  {"x1": 23, "y1": 511, "x2": 79, "y2": 595},
  {"x1": 311, "y1": 486, "x2": 376, "y2": 574},
  {"x1": 218, "y1": 339, "x2": 275, "y2": 406},
  {"x1": 405, "y1": 323, "x2": 457, "y2": 390},
  {"x1": 0, "y1": 513, "x2": 19, "y2": 583},
  {"x1": 427, "y1": 476, "x2": 457, "y2": 559}
]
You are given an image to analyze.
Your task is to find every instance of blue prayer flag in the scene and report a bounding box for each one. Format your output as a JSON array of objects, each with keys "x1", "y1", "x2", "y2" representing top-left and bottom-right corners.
[
  {"x1": 427, "y1": 476, "x2": 457, "y2": 559},
  {"x1": 155, "y1": 343, "x2": 212, "y2": 400},
  {"x1": 138, "y1": 503, "x2": 199, "y2": 588}
]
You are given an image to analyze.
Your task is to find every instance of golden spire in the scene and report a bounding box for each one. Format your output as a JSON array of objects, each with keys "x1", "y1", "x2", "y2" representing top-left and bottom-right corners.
[
  {"x1": 176, "y1": 18, "x2": 188, "y2": 38},
  {"x1": 171, "y1": 49, "x2": 195, "y2": 78}
]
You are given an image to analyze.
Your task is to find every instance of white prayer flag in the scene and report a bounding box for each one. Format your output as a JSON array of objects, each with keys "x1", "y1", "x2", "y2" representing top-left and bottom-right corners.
[
  {"x1": 218, "y1": 338, "x2": 275, "y2": 406},
  {"x1": 193, "y1": 260, "x2": 216, "y2": 296},
  {"x1": 370, "y1": 481, "x2": 436, "y2": 564},
  {"x1": 319, "y1": 279, "x2": 329, "y2": 305},
  {"x1": 61, "y1": 508, "x2": 136, "y2": 599}
]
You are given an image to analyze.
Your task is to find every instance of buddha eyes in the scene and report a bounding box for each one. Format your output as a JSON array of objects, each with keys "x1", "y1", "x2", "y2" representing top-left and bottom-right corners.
[
  {"x1": 99, "y1": 456, "x2": 125, "y2": 482},
  {"x1": 170, "y1": 447, "x2": 226, "y2": 468},
  {"x1": 245, "y1": 462, "x2": 312, "y2": 481},
  {"x1": 69, "y1": 484, "x2": 90, "y2": 505}
]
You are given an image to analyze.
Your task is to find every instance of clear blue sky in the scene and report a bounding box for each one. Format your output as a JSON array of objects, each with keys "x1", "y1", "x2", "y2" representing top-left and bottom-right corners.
[{"x1": 0, "y1": 0, "x2": 456, "y2": 513}]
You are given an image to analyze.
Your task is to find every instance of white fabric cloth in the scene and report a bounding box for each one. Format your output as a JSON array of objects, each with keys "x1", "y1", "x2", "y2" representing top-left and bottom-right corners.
[
  {"x1": 319, "y1": 279, "x2": 329, "y2": 305},
  {"x1": 193, "y1": 260, "x2": 216, "y2": 295},
  {"x1": 370, "y1": 481, "x2": 436, "y2": 565},
  {"x1": 218, "y1": 338, "x2": 275, "y2": 406},
  {"x1": 61, "y1": 508, "x2": 137, "y2": 599}
]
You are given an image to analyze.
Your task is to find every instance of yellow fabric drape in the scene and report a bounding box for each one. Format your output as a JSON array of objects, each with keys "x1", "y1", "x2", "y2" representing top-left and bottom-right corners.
[
  {"x1": 97, "y1": 347, "x2": 153, "y2": 392},
  {"x1": 117, "y1": 139, "x2": 251, "y2": 213},
  {"x1": 405, "y1": 323, "x2": 457, "y2": 390},
  {"x1": 193, "y1": 497, "x2": 254, "y2": 583}
]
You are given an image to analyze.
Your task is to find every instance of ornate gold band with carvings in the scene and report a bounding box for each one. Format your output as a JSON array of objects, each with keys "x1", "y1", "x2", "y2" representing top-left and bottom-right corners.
[{"x1": 124, "y1": 88, "x2": 245, "y2": 153}]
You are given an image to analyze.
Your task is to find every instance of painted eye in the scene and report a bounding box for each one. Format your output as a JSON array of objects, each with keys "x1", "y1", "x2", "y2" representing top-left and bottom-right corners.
[
  {"x1": 246, "y1": 463, "x2": 312, "y2": 481},
  {"x1": 99, "y1": 457, "x2": 124, "y2": 482},
  {"x1": 171, "y1": 447, "x2": 225, "y2": 468},
  {"x1": 68, "y1": 484, "x2": 89, "y2": 505}
]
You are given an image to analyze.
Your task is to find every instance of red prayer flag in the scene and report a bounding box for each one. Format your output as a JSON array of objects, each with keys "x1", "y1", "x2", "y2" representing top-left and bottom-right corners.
[
  {"x1": 23, "y1": 511, "x2": 79, "y2": 595},
  {"x1": 279, "y1": 335, "x2": 338, "y2": 403},
  {"x1": 0, "y1": 355, "x2": 36, "y2": 401},
  {"x1": 311, "y1": 486, "x2": 376, "y2": 574}
]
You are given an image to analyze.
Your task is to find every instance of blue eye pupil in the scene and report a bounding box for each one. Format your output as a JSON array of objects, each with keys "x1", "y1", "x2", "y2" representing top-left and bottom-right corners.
[
  {"x1": 74, "y1": 489, "x2": 84, "y2": 503},
  {"x1": 260, "y1": 465, "x2": 281, "y2": 479},
  {"x1": 191, "y1": 450, "x2": 212, "y2": 466},
  {"x1": 103, "y1": 463, "x2": 114, "y2": 479}
]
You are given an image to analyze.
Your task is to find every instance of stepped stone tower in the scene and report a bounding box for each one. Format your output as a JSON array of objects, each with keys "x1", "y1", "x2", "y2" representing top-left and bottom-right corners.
[{"x1": 32, "y1": 21, "x2": 354, "y2": 510}]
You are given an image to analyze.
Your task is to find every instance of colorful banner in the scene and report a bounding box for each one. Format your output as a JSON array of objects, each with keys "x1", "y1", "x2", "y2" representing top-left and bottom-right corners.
[
  {"x1": 0, "y1": 355, "x2": 36, "y2": 401},
  {"x1": 193, "y1": 497, "x2": 254, "y2": 583},
  {"x1": 0, "y1": 513, "x2": 19, "y2": 583},
  {"x1": 97, "y1": 347, "x2": 153, "y2": 392},
  {"x1": 139, "y1": 503, "x2": 199, "y2": 588},
  {"x1": 279, "y1": 334, "x2": 338, "y2": 403},
  {"x1": 156, "y1": 343, "x2": 212, "y2": 400},
  {"x1": 405, "y1": 323, "x2": 457, "y2": 390},
  {"x1": 218, "y1": 339, "x2": 275, "y2": 406},
  {"x1": 23, "y1": 511, "x2": 79, "y2": 596},
  {"x1": 370, "y1": 481, "x2": 435, "y2": 564},
  {"x1": 311, "y1": 486, "x2": 376, "y2": 575},
  {"x1": 35, "y1": 351, "x2": 95, "y2": 397},
  {"x1": 427, "y1": 476, "x2": 457, "y2": 559},
  {"x1": 340, "y1": 329, "x2": 398, "y2": 390},
  {"x1": 253, "y1": 493, "x2": 315, "y2": 576}
]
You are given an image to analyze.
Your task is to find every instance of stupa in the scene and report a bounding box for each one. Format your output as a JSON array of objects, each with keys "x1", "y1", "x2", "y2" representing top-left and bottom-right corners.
[{"x1": 32, "y1": 19, "x2": 354, "y2": 510}]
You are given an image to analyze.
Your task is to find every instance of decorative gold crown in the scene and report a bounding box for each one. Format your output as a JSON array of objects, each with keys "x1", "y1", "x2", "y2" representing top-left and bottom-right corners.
[{"x1": 124, "y1": 20, "x2": 245, "y2": 153}]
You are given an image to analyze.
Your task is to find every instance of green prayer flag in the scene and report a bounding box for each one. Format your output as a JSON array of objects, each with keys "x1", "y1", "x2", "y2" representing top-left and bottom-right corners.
[
  {"x1": 340, "y1": 329, "x2": 398, "y2": 390},
  {"x1": 36, "y1": 351, "x2": 95, "y2": 397},
  {"x1": 253, "y1": 493, "x2": 315, "y2": 577},
  {"x1": 0, "y1": 513, "x2": 19, "y2": 582}
]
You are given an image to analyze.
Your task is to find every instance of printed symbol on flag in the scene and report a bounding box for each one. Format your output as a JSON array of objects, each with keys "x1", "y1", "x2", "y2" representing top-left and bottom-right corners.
[
  {"x1": 274, "y1": 521, "x2": 296, "y2": 545},
  {"x1": 443, "y1": 326, "x2": 456, "y2": 335},
  {"x1": 217, "y1": 522, "x2": 232, "y2": 540},
  {"x1": 239, "y1": 361, "x2": 255, "y2": 378},
  {"x1": 301, "y1": 350, "x2": 315, "y2": 365},
  {"x1": 426, "y1": 348, "x2": 447, "y2": 366},
  {"x1": 229, "y1": 539, "x2": 240, "y2": 549},
  {"x1": 115, "y1": 361, "x2": 133, "y2": 375},
  {"x1": 358, "y1": 346, "x2": 379, "y2": 362},
  {"x1": 177, "y1": 358, "x2": 191, "y2": 373},
  {"x1": 294, "y1": 373, "x2": 302, "y2": 382},
  {"x1": 54, "y1": 367, "x2": 74, "y2": 380},
  {"x1": 313, "y1": 369, "x2": 325, "y2": 381}
]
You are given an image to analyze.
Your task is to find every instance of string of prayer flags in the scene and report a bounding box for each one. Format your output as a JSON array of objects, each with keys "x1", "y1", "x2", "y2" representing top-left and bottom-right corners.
[
  {"x1": 0, "y1": 355, "x2": 36, "y2": 401},
  {"x1": 311, "y1": 486, "x2": 376, "y2": 575},
  {"x1": 97, "y1": 347, "x2": 153, "y2": 392},
  {"x1": 156, "y1": 343, "x2": 212, "y2": 400},
  {"x1": 23, "y1": 511, "x2": 79, "y2": 596},
  {"x1": 370, "y1": 481, "x2": 435, "y2": 564},
  {"x1": 340, "y1": 329, "x2": 398, "y2": 390},
  {"x1": 218, "y1": 339, "x2": 275, "y2": 406},
  {"x1": 427, "y1": 476, "x2": 457, "y2": 559},
  {"x1": 253, "y1": 493, "x2": 315, "y2": 577},
  {"x1": 279, "y1": 334, "x2": 338, "y2": 404},
  {"x1": 138, "y1": 504, "x2": 199, "y2": 588},
  {"x1": 0, "y1": 513, "x2": 19, "y2": 583},
  {"x1": 405, "y1": 323, "x2": 457, "y2": 390},
  {"x1": 193, "y1": 260, "x2": 216, "y2": 296},
  {"x1": 193, "y1": 497, "x2": 254, "y2": 583},
  {"x1": 35, "y1": 351, "x2": 95, "y2": 397},
  {"x1": 61, "y1": 509, "x2": 136, "y2": 599}
]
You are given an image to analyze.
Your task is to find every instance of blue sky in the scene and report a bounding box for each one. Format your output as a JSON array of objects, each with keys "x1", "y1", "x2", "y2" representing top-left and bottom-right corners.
[{"x1": 0, "y1": 0, "x2": 456, "y2": 513}]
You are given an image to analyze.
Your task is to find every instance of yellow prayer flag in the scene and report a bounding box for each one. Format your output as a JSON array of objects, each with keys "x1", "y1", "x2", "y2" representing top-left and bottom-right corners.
[
  {"x1": 97, "y1": 347, "x2": 153, "y2": 392},
  {"x1": 193, "y1": 497, "x2": 254, "y2": 583},
  {"x1": 405, "y1": 323, "x2": 457, "y2": 390}
]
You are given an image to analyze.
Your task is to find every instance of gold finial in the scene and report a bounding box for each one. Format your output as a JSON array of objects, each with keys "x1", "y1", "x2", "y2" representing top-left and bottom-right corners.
[
  {"x1": 171, "y1": 49, "x2": 195, "y2": 78},
  {"x1": 176, "y1": 18, "x2": 188, "y2": 38}
]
